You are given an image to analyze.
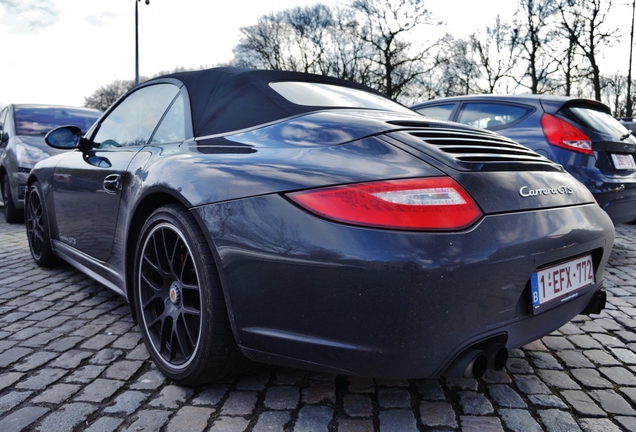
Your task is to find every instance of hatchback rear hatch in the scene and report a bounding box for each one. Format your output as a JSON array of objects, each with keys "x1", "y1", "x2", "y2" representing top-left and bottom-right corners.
[{"x1": 541, "y1": 98, "x2": 636, "y2": 177}]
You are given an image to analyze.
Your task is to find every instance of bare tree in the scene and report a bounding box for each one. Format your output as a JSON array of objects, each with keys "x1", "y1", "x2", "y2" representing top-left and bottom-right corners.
[
  {"x1": 558, "y1": 0, "x2": 618, "y2": 101},
  {"x1": 233, "y1": 1, "x2": 441, "y2": 102},
  {"x1": 554, "y1": 4, "x2": 583, "y2": 96},
  {"x1": 434, "y1": 17, "x2": 519, "y2": 97},
  {"x1": 233, "y1": 5, "x2": 335, "y2": 74},
  {"x1": 347, "y1": 0, "x2": 437, "y2": 100},
  {"x1": 470, "y1": 17, "x2": 520, "y2": 94},
  {"x1": 285, "y1": 5, "x2": 335, "y2": 74},
  {"x1": 602, "y1": 74, "x2": 629, "y2": 117},
  {"x1": 328, "y1": 6, "x2": 376, "y2": 84},
  {"x1": 234, "y1": 13, "x2": 295, "y2": 70},
  {"x1": 436, "y1": 35, "x2": 480, "y2": 96},
  {"x1": 512, "y1": 0, "x2": 561, "y2": 93}
]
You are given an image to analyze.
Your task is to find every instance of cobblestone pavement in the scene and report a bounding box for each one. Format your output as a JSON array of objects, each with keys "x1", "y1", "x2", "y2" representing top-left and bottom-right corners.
[{"x1": 3, "y1": 214, "x2": 636, "y2": 432}]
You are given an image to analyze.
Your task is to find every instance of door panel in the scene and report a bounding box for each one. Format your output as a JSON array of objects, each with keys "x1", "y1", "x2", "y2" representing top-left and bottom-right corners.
[
  {"x1": 52, "y1": 148, "x2": 140, "y2": 261},
  {"x1": 50, "y1": 83, "x2": 182, "y2": 261}
]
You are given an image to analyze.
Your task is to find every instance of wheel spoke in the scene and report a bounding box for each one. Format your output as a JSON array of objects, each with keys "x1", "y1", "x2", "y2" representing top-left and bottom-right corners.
[
  {"x1": 159, "y1": 229, "x2": 175, "y2": 274},
  {"x1": 145, "y1": 311, "x2": 164, "y2": 329},
  {"x1": 148, "y1": 233, "x2": 164, "y2": 272},
  {"x1": 180, "y1": 311, "x2": 199, "y2": 349},
  {"x1": 168, "y1": 233, "x2": 179, "y2": 271},
  {"x1": 142, "y1": 249, "x2": 160, "y2": 273},
  {"x1": 30, "y1": 215, "x2": 44, "y2": 242},
  {"x1": 160, "y1": 316, "x2": 174, "y2": 358},
  {"x1": 179, "y1": 250, "x2": 192, "y2": 284},
  {"x1": 140, "y1": 287, "x2": 160, "y2": 311},
  {"x1": 181, "y1": 284, "x2": 202, "y2": 314},
  {"x1": 140, "y1": 270, "x2": 160, "y2": 290},
  {"x1": 172, "y1": 317, "x2": 189, "y2": 360}
]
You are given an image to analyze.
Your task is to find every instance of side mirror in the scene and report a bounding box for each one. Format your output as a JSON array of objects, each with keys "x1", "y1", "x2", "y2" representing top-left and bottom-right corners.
[
  {"x1": 45, "y1": 125, "x2": 86, "y2": 149},
  {"x1": 0, "y1": 129, "x2": 7, "y2": 144}
]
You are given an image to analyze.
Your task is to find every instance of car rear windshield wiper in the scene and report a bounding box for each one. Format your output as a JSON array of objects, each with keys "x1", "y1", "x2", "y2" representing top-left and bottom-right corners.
[{"x1": 620, "y1": 130, "x2": 633, "y2": 141}]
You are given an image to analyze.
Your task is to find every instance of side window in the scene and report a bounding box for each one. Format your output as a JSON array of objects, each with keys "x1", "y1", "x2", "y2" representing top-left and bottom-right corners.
[
  {"x1": 457, "y1": 103, "x2": 532, "y2": 130},
  {"x1": 151, "y1": 93, "x2": 185, "y2": 144},
  {"x1": 93, "y1": 84, "x2": 180, "y2": 148},
  {"x1": 413, "y1": 104, "x2": 455, "y2": 121}
]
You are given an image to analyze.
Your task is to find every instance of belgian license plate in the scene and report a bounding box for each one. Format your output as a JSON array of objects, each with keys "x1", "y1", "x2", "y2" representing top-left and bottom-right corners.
[
  {"x1": 611, "y1": 154, "x2": 636, "y2": 169},
  {"x1": 530, "y1": 254, "x2": 594, "y2": 312}
]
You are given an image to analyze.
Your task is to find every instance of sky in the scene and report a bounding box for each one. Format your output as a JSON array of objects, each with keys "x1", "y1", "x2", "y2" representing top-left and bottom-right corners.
[{"x1": 0, "y1": 0, "x2": 632, "y2": 108}]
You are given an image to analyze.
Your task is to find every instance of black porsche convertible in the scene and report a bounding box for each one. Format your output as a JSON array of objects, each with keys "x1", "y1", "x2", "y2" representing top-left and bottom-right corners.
[{"x1": 25, "y1": 67, "x2": 614, "y2": 385}]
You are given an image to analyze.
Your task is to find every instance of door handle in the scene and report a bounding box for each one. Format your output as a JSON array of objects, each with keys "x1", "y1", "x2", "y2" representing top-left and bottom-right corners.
[{"x1": 103, "y1": 174, "x2": 121, "y2": 194}]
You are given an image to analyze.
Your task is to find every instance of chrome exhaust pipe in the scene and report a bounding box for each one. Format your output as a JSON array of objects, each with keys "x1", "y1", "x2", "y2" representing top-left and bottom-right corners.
[
  {"x1": 485, "y1": 344, "x2": 508, "y2": 371},
  {"x1": 443, "y1": 349, "x2": 488, "y2": 379},
  {"x1": 581, "y1": 289, "x2": 606, "y2": 315}
]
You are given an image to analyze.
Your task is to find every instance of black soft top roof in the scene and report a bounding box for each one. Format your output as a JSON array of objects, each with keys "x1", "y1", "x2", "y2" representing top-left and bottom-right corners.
[{"x1": 153, "y1": 67, "x2": 386, "y2": 137}]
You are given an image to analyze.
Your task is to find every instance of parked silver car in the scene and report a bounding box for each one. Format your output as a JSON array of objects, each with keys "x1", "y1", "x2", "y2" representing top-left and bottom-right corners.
[{"x1": 0, "y1": 104, "x2": 101, "y2": 222}]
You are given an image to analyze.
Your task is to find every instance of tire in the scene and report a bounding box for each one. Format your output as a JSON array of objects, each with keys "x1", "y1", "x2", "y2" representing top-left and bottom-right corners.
[
  {"x1": 2, "y1": 173, "x2": 23, "y2": 223},
  {"x1": 25, "y1": 182, "x2": 61, "y2": 267},
  {"x1": 133, "y1": 204, "x2": 252, "y2": 385}
]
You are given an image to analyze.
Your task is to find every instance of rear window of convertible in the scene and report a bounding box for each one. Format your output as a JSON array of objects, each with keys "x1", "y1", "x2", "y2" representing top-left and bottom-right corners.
[{"x1": 270, "y1": 81, "x2": 413, "y2": 114}]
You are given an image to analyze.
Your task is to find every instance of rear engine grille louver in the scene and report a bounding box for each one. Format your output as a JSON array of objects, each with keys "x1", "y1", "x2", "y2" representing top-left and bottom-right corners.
[{"x1": 397, "y1": 127, "x2": 563, "y2": 173}]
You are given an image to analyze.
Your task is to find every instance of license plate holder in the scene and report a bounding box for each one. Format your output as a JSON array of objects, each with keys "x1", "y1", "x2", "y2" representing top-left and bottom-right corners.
[
  {"x1": 530, "y1": 254, "x2": 594, "y2": 314},
  {"x1": 611, "y1": 153, "x2": 636, "y2": 170}
]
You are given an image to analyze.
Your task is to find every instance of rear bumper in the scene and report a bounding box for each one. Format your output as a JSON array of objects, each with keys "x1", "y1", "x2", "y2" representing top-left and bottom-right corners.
[
  {"x1": 196, "y1": 196, "x2": 614, "y2": 379},
  {"x1": 240, "y1": 284, "x2": 606, "y2": 378},
  {"x1": 557, "y1": 148, "x2": 636, "y2": 223},
  {"x1": 595, "y1": 187, "x2": 636, "y2": 223}
]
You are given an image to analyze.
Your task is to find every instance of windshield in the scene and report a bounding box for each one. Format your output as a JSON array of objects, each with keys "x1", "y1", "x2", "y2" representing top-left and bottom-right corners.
[
  {"x1": 270, "y1": 81, "x2": 413, "y2": 114},
  {"x1": 15, "y1": 107, "x2": 101, "y2": 136}
]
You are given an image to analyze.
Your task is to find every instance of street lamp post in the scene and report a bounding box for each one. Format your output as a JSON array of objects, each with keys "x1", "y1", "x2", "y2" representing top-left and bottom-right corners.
[
  {"x1": 135, "y1": 0, "x2": 150, "y2": 86},
  {"x1": 628, "y1": 0, "x2": 635, "y2": 119}
]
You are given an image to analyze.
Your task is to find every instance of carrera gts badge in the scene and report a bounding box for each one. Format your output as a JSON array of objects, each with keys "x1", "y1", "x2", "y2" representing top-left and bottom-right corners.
[{"x1": 519, "y1": 185, "x2": 574, "y2": 197}]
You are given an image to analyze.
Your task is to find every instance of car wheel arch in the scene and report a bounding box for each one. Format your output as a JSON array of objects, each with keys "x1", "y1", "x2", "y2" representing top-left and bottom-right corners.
[{"x1": 124, "y1": 192, "x2": 230, "y2": 322}]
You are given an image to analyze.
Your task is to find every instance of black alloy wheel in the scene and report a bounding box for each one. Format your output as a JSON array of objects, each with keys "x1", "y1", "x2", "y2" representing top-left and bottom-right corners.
[
  {"x1": 2, "y1": 173, "x2": 23, "y2": 223},
  {"x1": 134, "y1": 204, "x2": 250, "y2": 384},
  {"x1": 25, "y1": 182, "x2": 60, "y2": 266}
]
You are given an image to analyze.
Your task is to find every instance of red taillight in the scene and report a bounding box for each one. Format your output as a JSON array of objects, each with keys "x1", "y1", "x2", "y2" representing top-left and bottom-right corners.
[
  {"x1": 540, "y1": 113, "x2": 593, "y2": 155},
  {"x1": 286, "y1": 177, "x2": 482, "y2": 231}
]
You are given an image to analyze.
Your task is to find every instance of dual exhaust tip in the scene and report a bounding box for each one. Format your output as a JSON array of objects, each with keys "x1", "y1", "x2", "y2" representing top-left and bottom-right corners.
[
  {"x1": 443, "y1": 289, "x2": 608, "y2": 379},
  {"x1": 443, "y1": 343, "x2": 509, "y2": 379}
]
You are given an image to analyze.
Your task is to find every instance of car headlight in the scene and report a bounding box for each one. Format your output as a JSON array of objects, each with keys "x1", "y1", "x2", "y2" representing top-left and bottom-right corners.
[{"x1": 16, "y1": 143, "x2": 51, "y2": 167}]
